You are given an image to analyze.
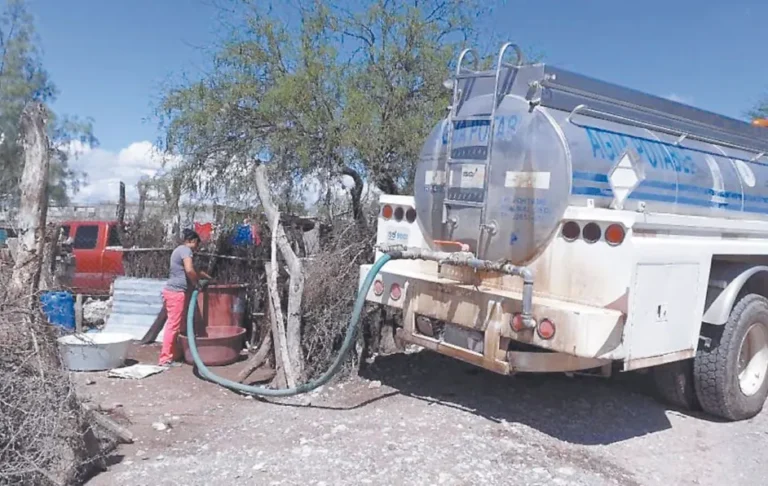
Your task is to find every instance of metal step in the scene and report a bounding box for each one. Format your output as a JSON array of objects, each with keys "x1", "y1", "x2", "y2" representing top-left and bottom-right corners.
[
  {"x1": 443, "y1": 200, "x2": 484, "y2": 208},
  {"x1": 445, "y1": 158, "x2": 488, "y2": 165},
  {"x1": 450, "y1": 115, "x2": 493, "y2": 122},
  {"x1": 456, "y1": 72, "x2": 495, "y2": 80}
]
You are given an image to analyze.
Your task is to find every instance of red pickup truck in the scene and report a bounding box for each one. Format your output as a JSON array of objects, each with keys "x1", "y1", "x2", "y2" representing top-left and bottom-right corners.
[{"x1": 61, "y1": 220, "x2": 125, "y2": 295}]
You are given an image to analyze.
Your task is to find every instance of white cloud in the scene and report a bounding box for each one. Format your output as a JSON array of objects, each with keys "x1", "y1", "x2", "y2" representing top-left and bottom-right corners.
[
  {"x1": 65, "y1": 140, "x2": 384, "y2": 214},
  {"x1": 66, "y1": 141, "x2": 180, "y2": 204},
  {"x1": 665, "y1": 93, "x2": 694, "y2": 105}
]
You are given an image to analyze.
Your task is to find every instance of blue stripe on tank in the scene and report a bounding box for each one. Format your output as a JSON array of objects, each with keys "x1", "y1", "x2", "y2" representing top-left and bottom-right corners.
[
  {"x1": 571, "y1": 170, "x2": 768, "y2": 213},
  {"x1": 570, "y1": 186, "x2": 742, "y2": 210}
]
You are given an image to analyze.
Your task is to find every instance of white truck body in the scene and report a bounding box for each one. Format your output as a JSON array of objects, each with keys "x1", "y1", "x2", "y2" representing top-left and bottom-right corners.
[
  {"x1": 360, "y1": 194, "x2": 768, "y2": 373},
  {"x1": 357, "y1": 43, "x2": 768, "y2": 421}
]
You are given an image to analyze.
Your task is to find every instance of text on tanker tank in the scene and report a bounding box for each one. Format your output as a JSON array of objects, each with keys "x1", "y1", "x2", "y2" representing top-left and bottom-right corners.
[
  {"x1": 584, "y1": 126, "x2": 697, "y2": 175},
  {"x1": 501, "y1": 196, "x2": 553, "y2": 222},
  {"x1": 441, "y1": 115, "x2": 520, "y2": 146}
]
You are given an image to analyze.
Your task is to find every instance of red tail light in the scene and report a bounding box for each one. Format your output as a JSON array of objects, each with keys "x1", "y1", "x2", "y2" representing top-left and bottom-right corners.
[
  {"x1": 511, "y1": 313, "x2": 526, "y2": 332},
  {"x1": 390, "y1": 283, "x2": 402, "y2": 301},
  {"x1": 537, "y1": 319, "x2": 556, "y2": 340},
  {"x1": 605, "y1": 224, "x2": 625, "y2": 246},
  {"x1": 373, "y1": 280, "x2": 384, "y2": 296},
  {"x1": 381, "y1": 205, "x2": 393, "y2": 219}
]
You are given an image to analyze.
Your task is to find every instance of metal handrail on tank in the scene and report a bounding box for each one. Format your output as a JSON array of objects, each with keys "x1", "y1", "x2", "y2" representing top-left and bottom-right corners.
[
  {"x1": 446, "y1": 48, "x2": 481, "y2": 163},
  {"x1": 480, "y1": 42, "x2": 527, "y2": 238},
  {"x1": 567, "y1": 104, "x2": 767, "y2": 163},
  {"x1": 455, "y1": 48, "x2": 480, "y2": 77}
]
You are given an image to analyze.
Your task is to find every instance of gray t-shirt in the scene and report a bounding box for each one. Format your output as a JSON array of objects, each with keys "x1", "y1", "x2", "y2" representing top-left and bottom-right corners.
[{"x1": 166, "y1": 245, "x2": 193, "y2": 291}]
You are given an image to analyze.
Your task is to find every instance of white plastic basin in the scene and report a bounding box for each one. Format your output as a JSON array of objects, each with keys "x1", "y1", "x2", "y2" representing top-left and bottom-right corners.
[{"x1": 58, "y1": 332, "x2": 134, "y2": 371}]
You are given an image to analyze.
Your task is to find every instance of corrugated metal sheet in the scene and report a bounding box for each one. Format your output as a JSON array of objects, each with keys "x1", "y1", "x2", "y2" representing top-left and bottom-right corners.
[{"x1": 105, "y1": 277, "x2": 166, "y2": 342}]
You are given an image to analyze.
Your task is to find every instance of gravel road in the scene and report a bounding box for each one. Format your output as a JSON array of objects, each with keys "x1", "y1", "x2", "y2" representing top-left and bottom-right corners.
[{"x1": 79, "y1": 345, "x2": 768, "y2": 486}]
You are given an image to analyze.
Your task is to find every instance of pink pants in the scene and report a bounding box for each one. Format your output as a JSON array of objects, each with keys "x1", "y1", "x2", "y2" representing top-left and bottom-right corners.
[{"x1": 159, "y1": 289, "x2": 188, "y2": 365}]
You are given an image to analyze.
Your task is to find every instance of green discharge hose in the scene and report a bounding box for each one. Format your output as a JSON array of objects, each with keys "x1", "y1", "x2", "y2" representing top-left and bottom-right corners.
[{"x1": 185, "y1": 253, "x2": 392, "y2": 397}]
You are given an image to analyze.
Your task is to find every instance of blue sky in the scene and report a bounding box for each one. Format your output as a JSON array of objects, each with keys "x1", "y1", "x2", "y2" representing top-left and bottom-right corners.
[{"x1": 27, "y1": 0, "x2": 768, "y2": 202}]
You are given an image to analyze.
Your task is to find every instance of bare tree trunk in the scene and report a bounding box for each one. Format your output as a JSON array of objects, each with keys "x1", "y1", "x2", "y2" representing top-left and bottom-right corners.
[
  {"x1": 169, "y1": 175, "x2": 182, "y2": 242},
  {"x1": 342, "y1": 167, "x2": 367, "y2": 229},
  {"x1": 39, "y1": 224, "x2": 62, "y2": 291},
  {"x1": 254, "y1": 163, "x2": 305, "y2": 382},
  {"x1": 324, "y1": 184, "x2": 333, "y2": 220},
  {"x1": 116, "y1": 181, "x2": 126, "y2": 245},
  {"x1": 206, "y1": 207, "x2": 227, "y2": 276},
  {"x1": 10, "y1": 103, "x2": 50, "y2": 301},
  {"x1": 237, "y1": 317, "x2": 273, "y2": 383},
  {"x1": 171, "y1": 175, "x2": 181, "y2": 239},
  {"x1": 269, "y1": 211, "x2": 295, "y2": 387},
  {"x1": 265, "y1": 260, "x2": 294, "y2": 388},
  {"x1": 135, "y1": 179, "x2": 148, "y2": 226},
  {"x1": 7, "y1": 102, "x2": 103, "y2": 484}
]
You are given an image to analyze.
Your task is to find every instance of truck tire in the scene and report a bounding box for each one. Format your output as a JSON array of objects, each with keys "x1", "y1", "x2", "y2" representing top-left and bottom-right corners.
[
  {"x1": 694, "y1": 294, "x2": 768, "y2": 421},
  {"x1": 652, "y1": 359, "x2": 699, "y2": 411}
]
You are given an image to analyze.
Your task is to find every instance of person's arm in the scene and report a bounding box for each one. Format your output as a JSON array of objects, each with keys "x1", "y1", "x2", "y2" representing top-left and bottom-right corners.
[
  {"x1": 182, "y1": 256, "x2": 200, "y2": 286},
  {"x1": 182, "y1": 256, "x2": 212, "y2": 284}
]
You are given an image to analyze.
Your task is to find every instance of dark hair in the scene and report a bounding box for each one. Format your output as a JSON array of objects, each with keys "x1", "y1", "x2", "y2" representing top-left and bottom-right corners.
[{"x1": 182, "y1": 229, "x2": 201, "y2": 243}]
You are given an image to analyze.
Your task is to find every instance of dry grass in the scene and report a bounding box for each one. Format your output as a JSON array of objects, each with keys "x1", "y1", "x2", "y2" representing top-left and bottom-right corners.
[
  {"x1": 0, "y1": 263, "x2": 106, "y2": 485},
  {"x1": 300, "y1": 222, "x2": 377, "y2": 381}
]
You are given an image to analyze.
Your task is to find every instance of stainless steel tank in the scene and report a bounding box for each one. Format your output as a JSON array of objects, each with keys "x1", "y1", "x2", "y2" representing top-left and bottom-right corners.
[{"x1": 413, "y1": 44, "x2": 768, "y2": 265}]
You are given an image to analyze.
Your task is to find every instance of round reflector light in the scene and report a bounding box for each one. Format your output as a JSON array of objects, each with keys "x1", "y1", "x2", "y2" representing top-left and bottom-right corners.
[
  {"x1": 394, "y1": 206, "x2": 405, "y2": 222},
  {"x1": 381, "y1": 205, "x2": 393, "y2": 220},
  {"x1": 561, "y1": 221, "x2": 580, "y2": 241},
  {"x1": 582, "y1": 222, "x2": 601, "y2": 243},
  {"x1": 405, "y1": 207, "x2": 417, "y2": 224},
  {"x1": 605, "y1": 223, "x2": 626, "y2": 246},
  {"x1": 373, "y1": 280, "x2": 384, "y2": 296},
  {"x1": 390, "y1": 283, "x2": 402, "y2": 301},
  {"x1": 511, "y1": 313, "x2": 526, "y2": 332},
  {"x1": 537, "y1": 319, "x2": 556, "y2": 340}
]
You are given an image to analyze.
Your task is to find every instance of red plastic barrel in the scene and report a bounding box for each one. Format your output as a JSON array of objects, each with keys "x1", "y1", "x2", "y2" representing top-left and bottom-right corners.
[{"x1": 194, "y1": 284, "x2": 248, "y2": 330}]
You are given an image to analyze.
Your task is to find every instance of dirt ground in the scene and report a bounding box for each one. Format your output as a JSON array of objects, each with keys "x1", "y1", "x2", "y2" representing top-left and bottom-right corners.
[{"x1": 76, "y1": 343, "x2": 768, "y2": 486}]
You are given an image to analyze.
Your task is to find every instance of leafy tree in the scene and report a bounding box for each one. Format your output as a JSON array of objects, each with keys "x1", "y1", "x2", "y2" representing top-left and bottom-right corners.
[
  {"x1": 158, "y1": 0, "x2": 530, "y2": 383},
  {"x1": 0, "y1": 0, "x2": 96, "y2": 207},
  {"x1": 159, "y1": 0, "x2": 493, "y2": 221},
  {"x1": 751, "y1": 98, "x2": 768, "y2": 120}
]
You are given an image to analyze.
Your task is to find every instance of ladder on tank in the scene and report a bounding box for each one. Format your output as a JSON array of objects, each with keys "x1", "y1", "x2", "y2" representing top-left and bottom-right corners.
[{"x1": 443, "y1": 42, "x2": 526, "y2": 238}]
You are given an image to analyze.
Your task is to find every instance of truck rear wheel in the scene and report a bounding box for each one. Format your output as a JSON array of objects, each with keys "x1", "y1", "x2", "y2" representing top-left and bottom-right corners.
[
  {"x1": 694, "y1": 294, "x2": 768, "y2": 421},
  {"x1": 652, "y1": 359, "x2": 699, "y2": 411}
]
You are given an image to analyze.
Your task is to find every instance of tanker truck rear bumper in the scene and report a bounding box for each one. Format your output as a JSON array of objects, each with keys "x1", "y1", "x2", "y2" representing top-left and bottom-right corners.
[{"x1": 359, "y1": 264, "x2": 623, "y2": 374}]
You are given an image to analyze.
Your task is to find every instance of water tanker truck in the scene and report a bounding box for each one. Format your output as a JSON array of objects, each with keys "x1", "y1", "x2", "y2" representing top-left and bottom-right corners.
[{"x1": 359, "y1": 42, "x2": 768, "y2": 421}]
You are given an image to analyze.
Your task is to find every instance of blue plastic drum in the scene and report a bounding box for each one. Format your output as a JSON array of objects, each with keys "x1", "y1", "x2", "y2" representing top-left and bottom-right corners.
[{"x1": 40, "y1": 291, "x2": 76, "y2": 330}]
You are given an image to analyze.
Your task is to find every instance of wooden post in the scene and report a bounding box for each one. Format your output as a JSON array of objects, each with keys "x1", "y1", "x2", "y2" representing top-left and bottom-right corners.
[
  {"x1": 116, "y1": 181, "x2": 126, "y2": 243},
  {"x1": 9, "y1": 102, "x2": 50, "y2": 301},
  {"x1": 134, "y1": 179, "x2": 148, "y2": 226},
  {"x1": 169, "y1": 173, "x2": 182, "y2": 242},
  {"x1": 75, "y1": 294, "x2": 84, "y2": 332}
]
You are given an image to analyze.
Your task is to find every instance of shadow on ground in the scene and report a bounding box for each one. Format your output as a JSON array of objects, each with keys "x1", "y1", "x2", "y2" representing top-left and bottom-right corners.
[{"x1": 360, "y1": 350, "x2": 673, "y2": 446}]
